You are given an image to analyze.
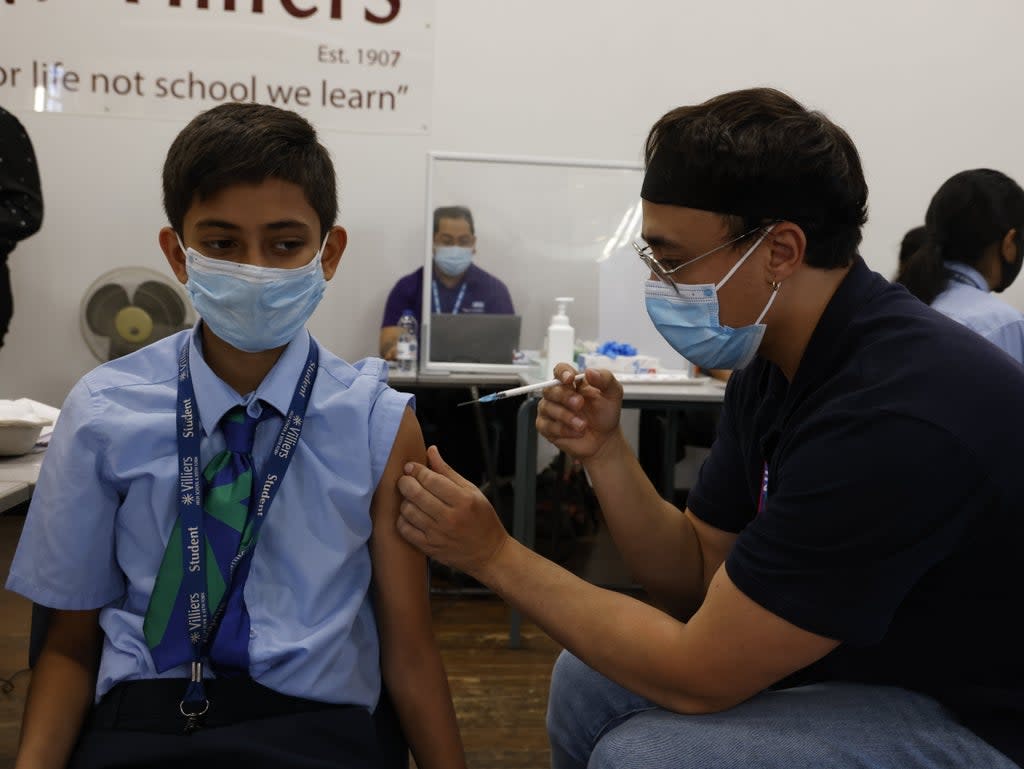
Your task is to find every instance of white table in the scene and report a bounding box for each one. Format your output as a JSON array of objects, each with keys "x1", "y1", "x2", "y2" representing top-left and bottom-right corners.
[
  {"x1": 0, "y1": 451, "x2": 44, "y2": 513},
  {"x1": 508, "y1": 376, "x2": 726, "y2": 646},
  {"x1": 386, "y1": 367, "x2": 522, "y2": 389}
]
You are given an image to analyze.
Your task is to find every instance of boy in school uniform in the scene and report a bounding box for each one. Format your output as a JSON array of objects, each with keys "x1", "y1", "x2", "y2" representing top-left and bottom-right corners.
[{"x1": 6, "y1": 103, "x2": 467, "y2": 769}]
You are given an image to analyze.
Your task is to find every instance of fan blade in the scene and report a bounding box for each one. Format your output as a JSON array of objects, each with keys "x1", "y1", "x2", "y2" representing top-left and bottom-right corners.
[
  {"x1": 133, "y1": 281, "x2": 186, "y2": 327},
  {"x1": 147, "y1": 322, "x2": 181, "y2": 344},
  {"x1": 85, "y1": 284, "x2": 131, "y2": 337},
  {"x1": 107, "y1": 337, "x2": 137, "y2": 361}
]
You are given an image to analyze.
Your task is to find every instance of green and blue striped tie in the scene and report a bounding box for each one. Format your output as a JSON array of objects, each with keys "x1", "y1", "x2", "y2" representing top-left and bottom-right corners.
[{"x1": 144, "y1": 405, "x2": 263, "y2": 673}]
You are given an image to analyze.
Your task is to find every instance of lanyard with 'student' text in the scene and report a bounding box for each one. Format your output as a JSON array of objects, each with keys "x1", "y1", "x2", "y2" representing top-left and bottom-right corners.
[{"x1": 174, "y1": 337, "x2": 318, "y2": 730}]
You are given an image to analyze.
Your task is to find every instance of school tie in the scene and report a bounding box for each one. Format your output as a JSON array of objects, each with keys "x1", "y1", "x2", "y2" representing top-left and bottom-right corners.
[{"x1": 144, "y1": 405, "x2": 264, "y2": 674}]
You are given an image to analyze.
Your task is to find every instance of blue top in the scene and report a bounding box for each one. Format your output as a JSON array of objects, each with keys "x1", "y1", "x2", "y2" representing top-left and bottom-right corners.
[
  {"x1": 6, "y1": 326, "x2": 412, "y2": 708},
  {"x1": 688, "y1": 257, "x2": 1024, "y2": 765},
  {"x1": 930, "y1": 261, "x2": 1024, "y2": 365},
  {"x1": 380, "y1": 264, "x2": 515, "y2": 329}
]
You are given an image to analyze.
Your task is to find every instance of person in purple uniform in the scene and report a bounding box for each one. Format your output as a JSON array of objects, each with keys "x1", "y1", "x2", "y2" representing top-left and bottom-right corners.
[{"x1": 379, "y1": 205, "x2": 514, "y2": 360}]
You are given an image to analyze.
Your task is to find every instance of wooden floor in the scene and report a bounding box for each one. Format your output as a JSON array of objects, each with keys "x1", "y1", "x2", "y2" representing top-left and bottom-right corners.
[
  {"x1": 0, "y1": 515, "x2": 566, "y2": 769},
  {"x1": 430, "y1": 592, "x2": 562, "y2": 769},
  {"x1": 0, "y1": 515, "x2": 34, "y2": 769}
]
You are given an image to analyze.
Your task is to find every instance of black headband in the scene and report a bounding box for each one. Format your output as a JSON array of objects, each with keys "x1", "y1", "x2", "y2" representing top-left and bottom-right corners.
[{"x1": 640, "y1": 147, "x2": 818, "y2": 226}]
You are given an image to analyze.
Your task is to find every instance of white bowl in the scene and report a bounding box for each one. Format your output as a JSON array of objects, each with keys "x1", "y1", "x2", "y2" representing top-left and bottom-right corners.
[{"x1": 0, "y1": 422, "x2": 45, "y2": 457}]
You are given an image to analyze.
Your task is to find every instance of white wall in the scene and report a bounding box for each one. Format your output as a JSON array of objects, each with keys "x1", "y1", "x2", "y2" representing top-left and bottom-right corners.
[{"x1": 3, "y1": 0, "x2": 1024, "y2": 406}]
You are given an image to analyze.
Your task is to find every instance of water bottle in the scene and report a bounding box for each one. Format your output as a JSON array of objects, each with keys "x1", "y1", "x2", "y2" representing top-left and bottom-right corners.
[{"x1": 396, "y1": 310, "x2": 418, "y2": 373}]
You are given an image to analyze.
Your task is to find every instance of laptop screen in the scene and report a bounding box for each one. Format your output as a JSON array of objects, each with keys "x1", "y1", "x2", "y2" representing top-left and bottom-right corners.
[{"x1": 429, "y1": 313, "x2": 522, "y2": 364}]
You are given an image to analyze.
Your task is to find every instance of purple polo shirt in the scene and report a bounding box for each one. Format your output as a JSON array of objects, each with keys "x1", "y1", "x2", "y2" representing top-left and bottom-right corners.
[{"x1": 380, "y1": 264, "x2": 515, "y2": 329}]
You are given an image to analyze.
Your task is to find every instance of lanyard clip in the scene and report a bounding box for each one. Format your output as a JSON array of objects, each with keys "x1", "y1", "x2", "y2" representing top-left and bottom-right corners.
[{"x1": 180, "y1": 661, "x2": 210, "y2": 734}]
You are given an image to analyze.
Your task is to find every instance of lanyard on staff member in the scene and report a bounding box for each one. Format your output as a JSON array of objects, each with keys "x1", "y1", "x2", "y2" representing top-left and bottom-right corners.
[
  {"x1": 174, "y1": 339, "x2": 318, "y2": 731},
  {"x1": 948, "y1": 271, "x2": 986, "y2": 290},
  {"x1": 757, "y1": 462, "x2": 769, "y2": 515},
  {"x1": 432, "y1": 279, "x2": 467, "y2": 315}
]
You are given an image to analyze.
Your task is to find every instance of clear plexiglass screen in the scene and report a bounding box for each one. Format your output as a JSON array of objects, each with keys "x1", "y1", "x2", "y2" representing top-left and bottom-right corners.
[{"x1": 423, "y1": 153, "x2": 643, "y2": 373}]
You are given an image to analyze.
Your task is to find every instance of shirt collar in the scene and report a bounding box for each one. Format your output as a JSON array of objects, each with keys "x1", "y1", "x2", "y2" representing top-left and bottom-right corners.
[
  {"x1": 944, "y1": 261, "x2": 989, "y2": 291},
  {"x1": 187, "y1": 323, "x2": 313, "y2": 437},
  {"x1": 788, "y1": 257, "x2": 886, "y2": 395}
]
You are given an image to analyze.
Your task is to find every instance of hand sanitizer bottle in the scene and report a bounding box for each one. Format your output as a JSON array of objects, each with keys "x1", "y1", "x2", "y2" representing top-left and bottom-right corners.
[
  {"x1": 396, "y1": 310, "x2": 418, "y2": 373},
  {"x1": 546, "y1": 297, "x2": 575, "y2": 373}
]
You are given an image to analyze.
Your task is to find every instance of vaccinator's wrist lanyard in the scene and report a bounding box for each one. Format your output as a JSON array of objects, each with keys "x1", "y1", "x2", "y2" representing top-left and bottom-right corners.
[
  {"x1": 175, "y1": 338, "x2": 318, "y2": 729},
  {"x1": 432, "y1": 279, "x2": 467, "y2": 315}
]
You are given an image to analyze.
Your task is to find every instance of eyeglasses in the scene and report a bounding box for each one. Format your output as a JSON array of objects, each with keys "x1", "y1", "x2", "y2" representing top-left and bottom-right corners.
[{"x1": 633, "y1": 224, "x2": 774, "y2": 294}]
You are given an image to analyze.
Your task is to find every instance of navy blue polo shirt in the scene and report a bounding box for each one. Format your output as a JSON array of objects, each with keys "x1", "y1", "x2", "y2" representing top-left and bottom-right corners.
[
  {"x1": 380, "y1": 264, "x2": 514, "y2": 329},
  {"x1": 689, "y1": 257, "x2": 1024, "y2": 766}
]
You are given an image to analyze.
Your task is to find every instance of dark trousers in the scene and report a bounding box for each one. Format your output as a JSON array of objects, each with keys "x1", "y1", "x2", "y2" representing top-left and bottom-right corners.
[{"x1": 68, "y1": 678, "x2": 391, "y2": 769}]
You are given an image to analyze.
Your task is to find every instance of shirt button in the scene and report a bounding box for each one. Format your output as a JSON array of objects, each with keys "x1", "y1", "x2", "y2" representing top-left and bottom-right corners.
[{"x1": 249, "y1": 630, "x2": 257, "y2": 639}]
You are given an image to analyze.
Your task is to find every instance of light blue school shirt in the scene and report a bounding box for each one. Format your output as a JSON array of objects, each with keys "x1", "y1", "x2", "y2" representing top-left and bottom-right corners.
[
  {"x1": 6, "y1": 326, "x2": 412, "y2": 707},
  {"x1": 931, "y1": 262, "x2": 1024, "y2": 365}
]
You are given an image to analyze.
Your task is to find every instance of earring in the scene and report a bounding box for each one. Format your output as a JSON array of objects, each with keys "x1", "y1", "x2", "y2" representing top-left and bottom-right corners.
[{"x1": 768, "y1": 278, "x2": 781, "y2": 291}]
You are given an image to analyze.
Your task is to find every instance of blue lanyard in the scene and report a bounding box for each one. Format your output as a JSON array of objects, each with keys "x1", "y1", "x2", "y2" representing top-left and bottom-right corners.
[
  {"x1": 432, "y1": 279, "x2": 467, "y2": 315},
  {"x1": 948, "y1": 273, "x2": 985, "y2": 290},
  {"x1": 175, "y1": 337, "x2": 318, "y2": 716}
]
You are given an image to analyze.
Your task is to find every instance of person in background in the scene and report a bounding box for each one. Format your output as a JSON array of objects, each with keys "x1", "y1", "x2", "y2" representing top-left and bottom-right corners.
[
  {"x1": 896, "y1": 169, "x2": 1024, "y2": 364},
  {"x1": 379, "y1": 205, "x2": 518, "y2": 497},
  {"x1": 898, "y1": 225, "x2": 926, "y2": 268},
  {"x1": 393, "y1": 88, "x2": 1024, "y2": 769},
  {"x1": 6, "y1": 103, "x2": 465, "y2": 769},
  {"x1": 379, "y1": 205, "x2": 514, "y2": 360},
  {"x1": 0, "y1": 106, "x2": 43, "y2": 350}
]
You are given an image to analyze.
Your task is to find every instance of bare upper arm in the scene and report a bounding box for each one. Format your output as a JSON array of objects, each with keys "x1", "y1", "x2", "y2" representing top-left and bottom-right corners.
[
  {"x1": 684, "y1": 508, "x2": 739, "y2": 594},
  {"x1": 369, "y1": 407, "x2": 432, "y2": 661},
  {"x1": 42, "y1": 609, "x2": 104, "y2": 668}
]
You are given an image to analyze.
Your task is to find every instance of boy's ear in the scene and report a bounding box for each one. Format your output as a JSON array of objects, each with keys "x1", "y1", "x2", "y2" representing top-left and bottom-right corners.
[
  {"x1": 322, "y1": 225, "x2": 347, "y2": 282},
  {"x1": 159, "y1": 227, "x2": 189, "y2": 285}
]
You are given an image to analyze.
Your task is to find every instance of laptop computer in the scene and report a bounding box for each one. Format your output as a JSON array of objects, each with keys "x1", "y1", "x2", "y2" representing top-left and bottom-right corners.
[{"x1": 429, "y1": 313, "x2": 522, "y2": 364}]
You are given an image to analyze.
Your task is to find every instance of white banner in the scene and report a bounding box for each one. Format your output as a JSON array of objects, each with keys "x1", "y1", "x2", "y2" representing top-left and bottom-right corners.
[{"x1": 0, "y1": 0, "x2": 434, "y2": 133}]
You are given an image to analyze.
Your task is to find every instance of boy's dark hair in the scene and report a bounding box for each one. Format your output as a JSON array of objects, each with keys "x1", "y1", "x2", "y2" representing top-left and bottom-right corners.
[
  {"x1": 163, "y1": 103, "x2": 337, "y2": 238},
  {"x1": 433, "y1": 205, "x2": 474, "y2": 235},
  {"x1": 642, "y1": 87, "x2": 868, "y2": 269},
  {"x1": 896, "y1": 169, "x2": 1024, "y2": 305}
]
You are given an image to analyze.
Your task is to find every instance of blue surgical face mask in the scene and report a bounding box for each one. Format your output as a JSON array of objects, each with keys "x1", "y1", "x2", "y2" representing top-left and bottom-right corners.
[
  {"x1": 644, "y1": 228, "x2": 777, "y2": 370},
  {"x1": 178, "y1": 235, "x2": 328, "y2": 353},
  {"x1": 434, "y1": 245, "x2": 473, "y2": 277}
]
